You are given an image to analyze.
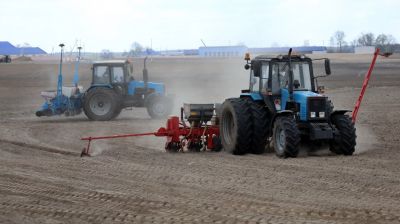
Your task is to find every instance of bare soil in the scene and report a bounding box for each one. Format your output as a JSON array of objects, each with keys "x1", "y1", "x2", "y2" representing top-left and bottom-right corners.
[{"x1": 0, "y1": 54, "x2": 400, "y2": 223}]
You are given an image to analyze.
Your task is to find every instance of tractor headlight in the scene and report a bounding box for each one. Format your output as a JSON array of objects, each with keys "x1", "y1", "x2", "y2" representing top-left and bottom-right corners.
[
  {"x1": 310, "y1": 112, "x2": 316, "y2": 118},
  {"x1": 319, "y1": 112, "x2": 325, "y2": 118}
]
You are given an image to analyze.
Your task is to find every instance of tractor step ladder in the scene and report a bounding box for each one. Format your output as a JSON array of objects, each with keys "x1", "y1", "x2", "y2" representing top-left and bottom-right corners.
[{"x1": 352, "y1": 48, "x2": 380, "y2": 123}]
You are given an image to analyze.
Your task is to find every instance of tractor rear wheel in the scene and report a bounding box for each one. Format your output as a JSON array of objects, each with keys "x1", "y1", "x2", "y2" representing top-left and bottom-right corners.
[
  {"x1": 329, "y1": 114, "x2": 356, "y2": 155},
  {"x1": 245, "y1": 99, "x2": 270, "y2": 154},
  {"x1": 146, "y1": 96, "x2": 172, "y2": 119},
  {"x1": 220, "y1": 98, "x2": 252, "y2": 155},
  {"x1": 110, "y1": 106, "x2": 123, "y2": 120},
  {"x1": 273, "y1": 116, "x2": 300, "y2": 158},
  {"x1": 83, "y1": 88, "x2": 120, "y2": 121}
]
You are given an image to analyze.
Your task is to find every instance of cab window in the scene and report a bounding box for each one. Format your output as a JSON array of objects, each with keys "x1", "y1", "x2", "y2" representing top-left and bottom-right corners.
[
  {"x1": 93, "y1": 66, "x2": 110, "y2": 84},
  {"x1": 112, "y1": 66, "x2": 124, "y2": 83},
  {"x1": 271, "y1": 63, "x2": 282, "y2": 94},
  {"x1": 261, "y1": 64, "x2": 269, "y2": 90},
  {"x1": 249, "y1": 70, "x2": 260, "y2": 92}
]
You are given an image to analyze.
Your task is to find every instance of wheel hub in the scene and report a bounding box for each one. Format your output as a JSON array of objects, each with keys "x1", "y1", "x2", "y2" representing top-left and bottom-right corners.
[
  {"x1": 153, "y1": 102, "x2": 165, "y2": 114},
  {"x1": 276, "y1": 128, "x2": 286, "y2": 153},
  {"x1": 222, "y1": 111, "x2": 234, "y2": 145},
  {"x1": 89, "y1": 94, "x2": 111, "y2": 116}
]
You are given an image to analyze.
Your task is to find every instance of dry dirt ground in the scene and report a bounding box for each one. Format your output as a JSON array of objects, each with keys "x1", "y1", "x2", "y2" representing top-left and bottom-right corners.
[{"x1": 0, "y1": 55, "x2": 400, "y2": 224}]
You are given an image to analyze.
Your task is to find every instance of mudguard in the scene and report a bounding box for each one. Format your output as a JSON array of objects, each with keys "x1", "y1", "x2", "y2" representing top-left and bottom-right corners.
[
  {"x1": 85, "y1": 84, "x2": 113, "y2": 93},
  {"x1": 268, "y1": 110, "x2": 295, "y2": 137},
  {"x1": 330, "y1": 110, "x2": 351, "y2": 117},
  {"x1": 240, "y1": 92, "x2": 263, "y2": 101}
]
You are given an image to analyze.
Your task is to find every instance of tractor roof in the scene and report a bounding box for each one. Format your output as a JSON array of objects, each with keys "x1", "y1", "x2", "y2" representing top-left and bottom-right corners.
[
  {"x1": 93, "y1": 60, "x2": 129, "y2": 65},
  {"x1": 254, "y1": 54, "x2": 311, "y2": 61}
]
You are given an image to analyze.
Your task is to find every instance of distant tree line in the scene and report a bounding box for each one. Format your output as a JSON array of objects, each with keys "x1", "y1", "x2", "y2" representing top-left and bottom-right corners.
[
  {"x1": 329, "y1": 31, "x2": 398, "y2": 53},
  {"x1": 101, "y1": 41, "x2": 156, "y2": 59}
]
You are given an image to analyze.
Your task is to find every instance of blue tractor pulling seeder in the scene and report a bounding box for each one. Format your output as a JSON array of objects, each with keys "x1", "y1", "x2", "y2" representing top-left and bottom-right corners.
[
  {"x1": 36, "y1": 44, "x2": 172, "y2": 120},
  {"x1": 219, "y1": 48, "x2": 357, "y2": 158}
]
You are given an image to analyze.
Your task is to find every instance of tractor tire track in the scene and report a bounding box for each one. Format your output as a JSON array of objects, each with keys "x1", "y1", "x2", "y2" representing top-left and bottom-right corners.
[{"x1": 0, "y1": 139, "x2": 77, "y2": 156}]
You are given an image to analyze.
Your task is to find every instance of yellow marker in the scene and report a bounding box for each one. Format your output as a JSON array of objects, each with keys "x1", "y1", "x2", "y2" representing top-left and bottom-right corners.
[{"x1": 244, "y1": 53, "x2": 251, "y2": 61}]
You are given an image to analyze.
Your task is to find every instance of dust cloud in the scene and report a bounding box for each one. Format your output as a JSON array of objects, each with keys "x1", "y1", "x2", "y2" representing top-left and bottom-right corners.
[
  {"x1": 90, "y1": 141, "x2": 108, "y2": 156},
  {"x1": 355, "y1": 124, "x2": 377, "y2": 154},
  {"x1": 138, "y1": 57, "x2": 249, "y2": 115}
]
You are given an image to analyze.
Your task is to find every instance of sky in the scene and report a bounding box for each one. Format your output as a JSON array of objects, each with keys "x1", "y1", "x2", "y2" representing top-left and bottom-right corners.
[{"x1": 0, "y1": 0, "x2": 399, "y2": 53}]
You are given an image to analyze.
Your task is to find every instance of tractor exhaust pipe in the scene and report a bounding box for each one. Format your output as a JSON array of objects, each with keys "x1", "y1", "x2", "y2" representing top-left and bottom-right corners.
[
  {"x1": 287, "y1": 48, "x2": 294, "y2": 101},
  {"x1": 143, "y1": 56, "x2": 149, "y2": 92}
]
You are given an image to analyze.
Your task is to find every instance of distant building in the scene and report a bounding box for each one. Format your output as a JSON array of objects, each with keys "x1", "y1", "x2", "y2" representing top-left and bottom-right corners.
[
  {"x1": 0, "y1": 41, "x2": 47, "y2": 55},
  {"x1": 159, "y1": 50, "x2": 184, "y2": 56},
  {"x1": 199, "y1": 46, "x2": 247, "y2": 57},
  {"x1": 354, "y1": 46, "x2": 375, "y2": 54},
  {"x1": 249, "y1": 46, "x2": 327, "y2": 55},
  {"x1": 183, "y1": 49, "x2": 199, "y2": 56},
  {"x1": 0, "y1": 41, "x2": 19, "y2": 55}
]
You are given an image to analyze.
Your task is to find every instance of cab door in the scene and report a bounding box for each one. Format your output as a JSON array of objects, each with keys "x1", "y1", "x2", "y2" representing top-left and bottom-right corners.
[{"x1": 110, "y1": 66, "x2": 128, "y2": 95}]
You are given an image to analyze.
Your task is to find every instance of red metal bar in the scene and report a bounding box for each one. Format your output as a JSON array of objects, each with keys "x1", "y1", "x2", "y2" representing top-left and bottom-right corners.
[
  {"x1": 80, "y1": 131, "x2": 164, "y2": 157},
  {"x1": 81, "y1": 132, "x2": 157, "y2": 141},
  {"x1": 80, "y1": 115, "x2": 221, "y2": 156},
  {"x1": 352, "y1": 48, "x2": 380, "y2": 123}
]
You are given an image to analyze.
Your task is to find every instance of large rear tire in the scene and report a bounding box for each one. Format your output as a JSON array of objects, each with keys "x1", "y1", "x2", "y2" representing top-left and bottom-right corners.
[
  {"x1": 329, "y1": 114, "x2": 356, "y2": 155},
  {"x1": 273, "y1": 116, "x2": 300, "y2": 158},
  {"x1": 220, "y1": 98, "x2": 252, "y2": 155},
  {"x1": 83, "y1": 88, "x2": 120, "y2": 121},
  {"x1": 111, "y1": 106, "x2": 123, "y2": 120},
  {"x1": 245, "y1": 99, "x2": 270, "y2": 154}
]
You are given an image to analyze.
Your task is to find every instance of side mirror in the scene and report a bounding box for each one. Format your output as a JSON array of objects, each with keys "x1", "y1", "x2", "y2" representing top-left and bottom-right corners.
[
  {"x1": 252, "y1": 61, "x2": 261, "y2": 77},
  {"x1": 324, "y1": 59, "x2": 331, "y2": 75}
]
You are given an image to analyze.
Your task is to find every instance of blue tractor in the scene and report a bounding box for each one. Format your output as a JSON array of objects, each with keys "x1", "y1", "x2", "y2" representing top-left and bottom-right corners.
[
  {"x1": 219, "y1": 49, "x2": 356, "y2": 158},
  {"x1": 36, "y1": 44, "x2": 172, "y2": 120}
]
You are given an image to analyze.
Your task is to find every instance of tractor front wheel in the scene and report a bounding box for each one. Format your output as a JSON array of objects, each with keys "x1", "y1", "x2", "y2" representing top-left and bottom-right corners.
[
  {"x1": 83, "y1": 88, "x2": 120, "y2": 121},
  {"x1": 273, "y1": 116, "x2": 300, "y2": 158},
  {"x1": 329, "y1": 114, "x2": 356, "y2": 155}
]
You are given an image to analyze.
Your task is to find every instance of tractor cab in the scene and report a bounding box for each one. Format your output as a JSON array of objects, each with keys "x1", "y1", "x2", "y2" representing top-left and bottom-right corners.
[
  {"x1": 91, "y1": 60, "x2": 132, "y2": 93},
  {"x1": 244, "y1": 53, "x2": 331, "y2": 122},
  {"x1": 249, "y1": 56, "x2": 315, "y2": 92},
  {"x1": 92, "y1": 60, "x2": 133, "y2": 84}
]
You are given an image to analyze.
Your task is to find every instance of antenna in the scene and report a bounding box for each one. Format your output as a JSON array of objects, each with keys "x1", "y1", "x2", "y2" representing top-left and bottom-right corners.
[
  {"x1": 200, "y1": 39, "x2": 207, "y2": 47},
  {"x1": 288, "y1": 48, "x2": 294, "y2": 101},
  {"x1": 73, "y1": 46, "x2": 82, "y2": 86},
  {"x1": 69, "y1": 39, "x2": 78, "y2": 61},
  {"x1": 56, "y1": 43, "x2": 65, "y2": 108}
]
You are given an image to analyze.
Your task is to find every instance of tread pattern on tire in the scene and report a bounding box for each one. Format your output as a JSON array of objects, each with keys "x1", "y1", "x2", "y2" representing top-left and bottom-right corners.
[
  {"x1": 244, "y1": 98, "x2": 270, "y2": 154},
  {"x1": 220, "y1": 98, "x2": 253, "y2": 155},
  {"x1": 83, "y1": 88, "x2": 119, "y2": 121},
  {"x1": 273, "y1": 116, "x2": 300, "y2": 158},
  {"x1": 330, "y1": 114, "x2": 356, "y2": 155},
  {"x1": 111, "y1": 106, "x2": 123, "y2": 120}
]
